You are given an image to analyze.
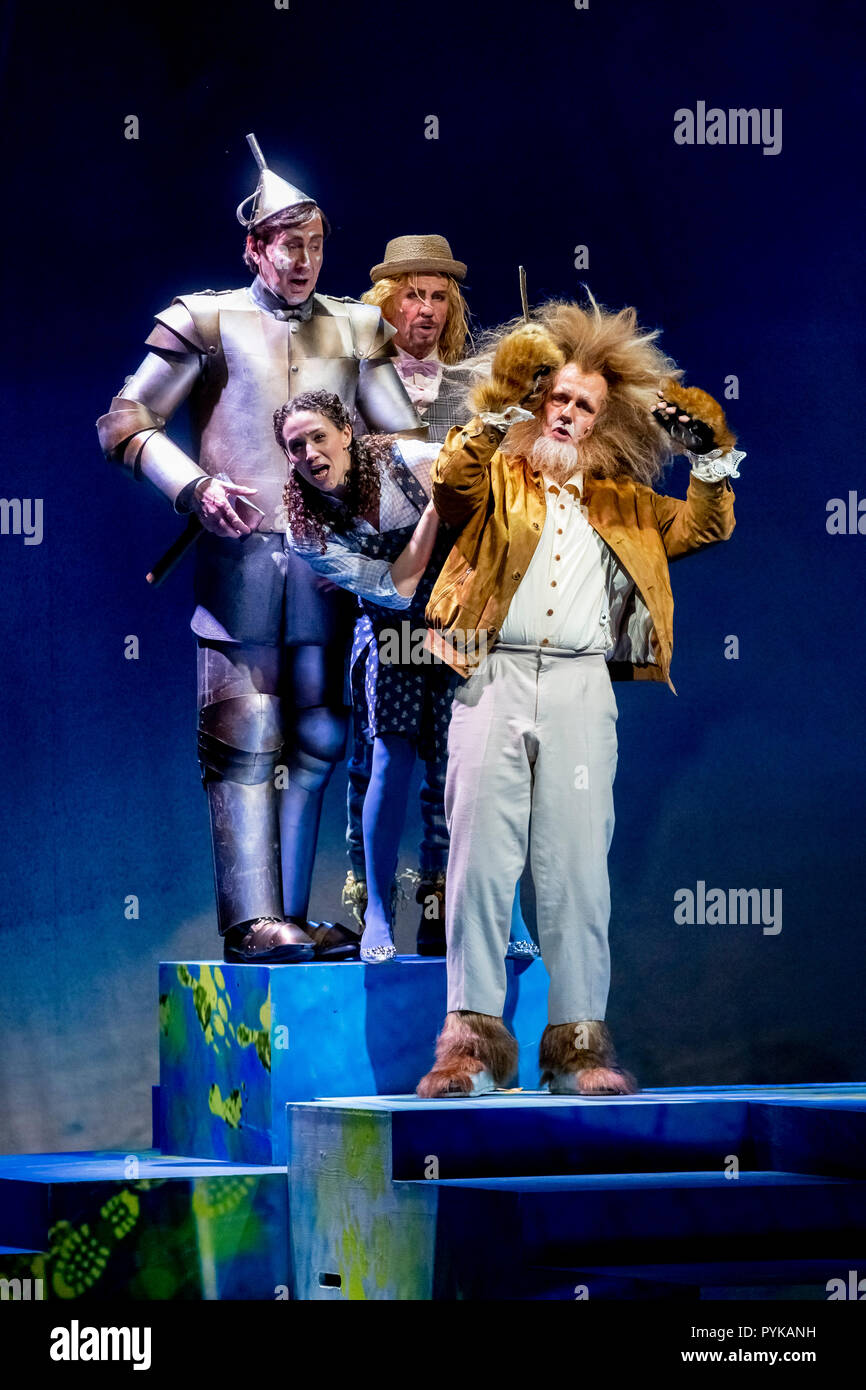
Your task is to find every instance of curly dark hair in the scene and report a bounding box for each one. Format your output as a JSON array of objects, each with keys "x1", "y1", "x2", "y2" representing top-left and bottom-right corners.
[{"x1": 274, "y1": 390, "x2": 397, "y2": 553}]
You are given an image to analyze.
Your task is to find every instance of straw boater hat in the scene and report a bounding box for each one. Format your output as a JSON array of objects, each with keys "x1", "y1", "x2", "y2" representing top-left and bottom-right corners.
[{"x1": 369, "y1": 234, "x2": 467, "y2": 283}]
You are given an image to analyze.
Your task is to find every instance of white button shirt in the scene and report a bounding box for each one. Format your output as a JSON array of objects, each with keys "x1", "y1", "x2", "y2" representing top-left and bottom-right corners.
[{"x1": 499, "y1": 471, "x2": 613, "y2": 653}]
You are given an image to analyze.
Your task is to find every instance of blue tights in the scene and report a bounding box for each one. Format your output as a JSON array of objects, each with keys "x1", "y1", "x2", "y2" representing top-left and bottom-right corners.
[{"x1": 360, "y1": 733, "x2": 417, "y2": 952}]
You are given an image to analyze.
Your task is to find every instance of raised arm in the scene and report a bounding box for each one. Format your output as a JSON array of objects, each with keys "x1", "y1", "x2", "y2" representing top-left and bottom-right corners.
[
  {"x1": 432, "y1": 321, "x2": 565, "y2": 528},
  {"x1": 650, "y1": 473, "x2": 736, "y2": 560},
  {"x1": 650, "y1": 382, "x2": 742, "y2": 560},
  {"x1": 430, "y1": 420, "x2": 499, "y2": 528}
]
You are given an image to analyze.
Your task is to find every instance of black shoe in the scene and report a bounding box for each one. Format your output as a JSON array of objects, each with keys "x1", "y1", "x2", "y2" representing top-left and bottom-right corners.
[
  {"x1": 223, "y1": 918, "x2": 315, "y2": 965},
  {"x1": 304, "y1": 920, "x2": 362, "y2": 962}
]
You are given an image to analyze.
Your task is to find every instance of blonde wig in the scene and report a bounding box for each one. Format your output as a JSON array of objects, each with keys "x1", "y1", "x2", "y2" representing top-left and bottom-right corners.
[{"x1": 362, "y1": 273, "x2": 471, "y2": 365}]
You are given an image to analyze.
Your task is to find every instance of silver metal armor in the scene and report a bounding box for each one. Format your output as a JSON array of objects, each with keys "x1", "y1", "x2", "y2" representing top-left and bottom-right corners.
[
  {"x1": 96, "y1": 138, "x2": 424, "y2": 943},
  {"x1": 98, "y1": 287, "x2": 422, "y2": 525}
]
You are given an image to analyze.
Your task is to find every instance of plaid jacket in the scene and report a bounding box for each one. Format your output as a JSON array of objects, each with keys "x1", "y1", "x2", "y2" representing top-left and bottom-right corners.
[{"x1": 417, "y1": 363, "x2": 474, "y2": 444}]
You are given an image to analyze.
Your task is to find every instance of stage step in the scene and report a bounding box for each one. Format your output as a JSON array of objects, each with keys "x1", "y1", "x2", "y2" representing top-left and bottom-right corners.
[
  {"x1": 525, "y1": 1257, "x2": 866, "y2": 1301},
  {"x1": 288, "y1": 1086, "x2": 866, "y2": 1300},
  {"x1": 289, "y1": 1085, "x2": 866, "y2": 1181},
  {"x1": 0, "y1": 1150, "x2": 287, "y2": 1301},
  {"x1": 159, "y1": 955, "x2": 548, "y2": 1164},
  {"x1": 408, "y1": 1170, "x2": 866, "y2": 1298},
  {"x1": 750, "y1": 1098, "x2": 866, "y2": 1178}
]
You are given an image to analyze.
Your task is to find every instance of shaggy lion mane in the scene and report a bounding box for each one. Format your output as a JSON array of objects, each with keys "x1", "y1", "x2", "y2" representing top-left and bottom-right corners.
[{"x1": 469, "y1": 291, "x2": 683, "y2": 486}]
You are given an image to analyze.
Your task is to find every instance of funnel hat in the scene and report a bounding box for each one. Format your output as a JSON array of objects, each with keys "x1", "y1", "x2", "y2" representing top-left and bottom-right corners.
[{"x1": 237, "y1": 133, "x2": 328, "y2": 234}]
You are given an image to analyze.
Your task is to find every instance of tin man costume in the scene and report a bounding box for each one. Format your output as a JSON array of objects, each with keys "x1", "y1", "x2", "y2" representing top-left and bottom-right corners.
[{"x1": 97, "y1": 137, "x2": 422, "y2": 963}]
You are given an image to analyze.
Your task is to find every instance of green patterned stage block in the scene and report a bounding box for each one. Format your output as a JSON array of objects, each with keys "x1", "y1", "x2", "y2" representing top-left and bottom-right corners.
[
  {"x1": 0, "y1": 1152, "x2": 287, "y2": 1301},
  {"x1": 158, "y1": 956, "x2": 549, "y2": 1165}
]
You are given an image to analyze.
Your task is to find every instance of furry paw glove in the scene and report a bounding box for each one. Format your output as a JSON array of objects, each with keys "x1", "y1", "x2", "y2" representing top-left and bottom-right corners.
[
  {"x1": 469, "y1": 323, "x2": 565, "y2": 416},
  {"x1": 653, "y1": 380, "x2": 737, "y2": 454}
]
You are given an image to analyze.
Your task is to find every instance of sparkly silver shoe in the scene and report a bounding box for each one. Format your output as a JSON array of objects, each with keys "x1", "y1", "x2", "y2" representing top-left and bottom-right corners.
[
  {"x1": 360, "y1": 942, "x2": 397, "y2": 963},
  {"x1": 506, "y1": 938, "x2": 540, "y2": 960}
]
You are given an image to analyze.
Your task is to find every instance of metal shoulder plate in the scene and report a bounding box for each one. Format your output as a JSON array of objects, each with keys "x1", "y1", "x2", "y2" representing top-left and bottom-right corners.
[
  {"x1": 172, "y1": 289, "x2": 248, "y2": 391},
  {"x1": 172, "y1": 291, "x2": 230, "y2": 361},
  {"x1": 147, "y1": 301, "x2": 205, "y2": 354},
  {"x1": 146, "y1": 289, "x2": 238, "y2": 357}
]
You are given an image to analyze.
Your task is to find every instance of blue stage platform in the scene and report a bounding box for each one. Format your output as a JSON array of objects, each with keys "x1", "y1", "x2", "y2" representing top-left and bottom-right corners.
[
  {"x1": 0, "y1": 1151, "x2": 287, "y2": 1300},
  {"x1": 1, "y1": 951, "x2": 863, "y2": 1300},
  {"x1": 287, "y1": 1085, "x2": 866, "y2": 1301},
  {"x1": 1, "y1": 1086, "x2": 863, "y2": 1300},
  {"x1": 158, "y1": 955, "x2": 549, "y2": 1164}
]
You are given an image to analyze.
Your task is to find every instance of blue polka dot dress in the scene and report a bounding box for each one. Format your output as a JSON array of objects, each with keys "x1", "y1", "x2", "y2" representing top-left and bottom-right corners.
[{"x1": 348, "y1": 454, "x2": 457, "y2": 764}]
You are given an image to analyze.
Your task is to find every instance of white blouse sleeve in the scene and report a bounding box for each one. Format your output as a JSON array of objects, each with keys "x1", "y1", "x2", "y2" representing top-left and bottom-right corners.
[{"x1": 289, "y1": 528, "x2": 412, "y2": 609}]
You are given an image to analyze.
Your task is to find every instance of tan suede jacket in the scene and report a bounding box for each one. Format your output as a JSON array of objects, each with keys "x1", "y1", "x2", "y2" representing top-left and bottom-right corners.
[{"x1": 424, "y1": 418, "x2": 736, "y2": 691}]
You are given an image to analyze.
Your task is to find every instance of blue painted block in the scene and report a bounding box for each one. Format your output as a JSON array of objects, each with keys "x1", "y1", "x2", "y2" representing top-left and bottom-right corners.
[
  {"x1": 288, "y1": 1085, "x2": 866, "y2": 1300},
  {"x1": 749, "y1": 1099, "x2": 866, "y2": 1178},
  {"x1": 0, "y1": 1151, "x2": 287, "y2": 1301},
  {"x1": 420, "y1": 1170, "x2": 866, "y2": 1298},
  {"x1": 538, "y1": 1258, "x2": 865, "y2": 1301},
  {"x1": 381, "y1": 1093, "x2": 754, "y2": 1178},
  {"x1": 151, "y1": 1085, "x2": 160, "y2": 1148},
  {"x1": 159, "y1": 955, "x2": 548, "y2": 1165}
]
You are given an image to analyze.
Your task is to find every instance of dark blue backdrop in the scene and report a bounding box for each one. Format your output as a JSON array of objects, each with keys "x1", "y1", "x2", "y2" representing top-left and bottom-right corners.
[{"x1": 1, "y1": 0, "x2": 864, "y2": 1153}]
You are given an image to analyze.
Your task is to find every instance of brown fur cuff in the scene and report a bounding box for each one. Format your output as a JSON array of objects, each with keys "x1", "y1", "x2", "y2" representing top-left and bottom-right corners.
[
  {"x1": 416, "y1": 1011, "x2": 518, "y2": 1097},
  {"x1": 538, "y1": 1020, "x2": 615, "y2": 1082},
  {"x1": 539, "y1": 1021, "x2": 638, "y2": 1096}
]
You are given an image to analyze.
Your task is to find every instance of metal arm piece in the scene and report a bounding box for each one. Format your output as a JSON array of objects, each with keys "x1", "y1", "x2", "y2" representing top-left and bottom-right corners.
[
  {"x1": 97, "y1": 345, "x2": 208, "y2": 510},
  {"x1": 351, "y1": 308, "x2": 427, "y2": 437},
  {"x1": 133, "y1": 430, "x2": 209, "y2": 507},
  {"x1": 356, "y1": 356, "x2": 428, "y2": 438}
]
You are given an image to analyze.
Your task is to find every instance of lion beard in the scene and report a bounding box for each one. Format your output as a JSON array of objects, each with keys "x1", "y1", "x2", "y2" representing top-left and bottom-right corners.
[{"x1": 501, "y1": 417, "x2": 580, "y2": 486}]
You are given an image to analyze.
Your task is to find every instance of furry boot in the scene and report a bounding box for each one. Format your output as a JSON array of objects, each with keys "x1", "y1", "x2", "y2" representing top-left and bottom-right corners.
[
  {"x1": 416, "y1": 1011, "x2": 519, "y2": 1098},
  {"x1": 539, "y1": 1020, "x2": 639, "y2": 1096}
]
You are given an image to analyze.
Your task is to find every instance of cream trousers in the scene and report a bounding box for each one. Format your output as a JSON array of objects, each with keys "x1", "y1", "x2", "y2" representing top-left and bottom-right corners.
[{"x1": 444, "y1": 647, "x2": 618, "y2": 1023}]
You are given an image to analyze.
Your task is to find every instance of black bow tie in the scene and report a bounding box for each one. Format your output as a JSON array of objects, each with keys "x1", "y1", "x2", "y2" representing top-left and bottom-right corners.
[{"x1": 250, "y1": 275, "x2": 314, "y2": 322}]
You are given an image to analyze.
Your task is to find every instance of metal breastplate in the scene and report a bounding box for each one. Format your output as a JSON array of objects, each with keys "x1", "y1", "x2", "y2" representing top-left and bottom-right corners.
[{"x1": 190, "y1": 292, "x2": 363, "y2": 530}]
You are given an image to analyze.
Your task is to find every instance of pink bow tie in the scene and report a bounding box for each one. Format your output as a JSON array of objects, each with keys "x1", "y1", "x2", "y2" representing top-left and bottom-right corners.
[{"x1": 395, "y1": 356, "x2": 440, "y2": 380}]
